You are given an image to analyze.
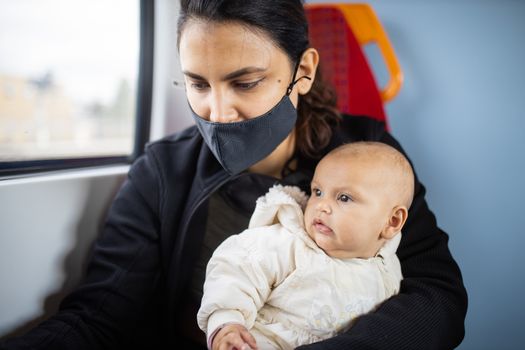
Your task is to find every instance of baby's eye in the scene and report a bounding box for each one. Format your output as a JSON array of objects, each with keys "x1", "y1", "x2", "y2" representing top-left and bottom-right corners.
[
  {"x1": 312, "y1": 188, "x2": 322, "y2": 197},
  {"x1": 338, "y1": 194, "x2": 352, "y2": 203}
]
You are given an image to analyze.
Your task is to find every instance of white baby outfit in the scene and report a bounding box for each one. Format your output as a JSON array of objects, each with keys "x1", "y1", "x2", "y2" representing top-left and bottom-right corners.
[{"x1": 197, "y1": 185, "x2": 403, "y2": 350}]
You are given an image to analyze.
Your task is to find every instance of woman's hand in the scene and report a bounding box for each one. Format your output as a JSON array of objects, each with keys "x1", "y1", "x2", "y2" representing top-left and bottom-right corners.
[{"x1": 212, "y1": 324, "x2": 258, "y2": 350}]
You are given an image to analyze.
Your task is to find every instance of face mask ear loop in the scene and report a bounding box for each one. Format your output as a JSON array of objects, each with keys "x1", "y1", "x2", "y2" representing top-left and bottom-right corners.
[{"x1": 286, "y1": 60, "x2": 312, "y2": 96}]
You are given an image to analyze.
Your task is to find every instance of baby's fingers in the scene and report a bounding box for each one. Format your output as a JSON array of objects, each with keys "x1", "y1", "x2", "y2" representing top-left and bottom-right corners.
[
  {"x1": 217, "y1": 330, "x2": 250, "y2": 350},
  {"x1": 239, "y1": 328, "x2": 257, "y2": 350},
  {"x1": 223, "y1": 333, "x2": 250, "y2": 350}
]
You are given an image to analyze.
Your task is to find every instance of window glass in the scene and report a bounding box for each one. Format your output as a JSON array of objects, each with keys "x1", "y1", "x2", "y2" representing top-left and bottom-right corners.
[{"x1": 0, "y1": 0, "x2": 139, "y2": 161}]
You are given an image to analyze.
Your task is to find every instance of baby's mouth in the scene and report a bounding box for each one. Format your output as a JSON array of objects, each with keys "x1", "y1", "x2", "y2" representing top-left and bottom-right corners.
[{"x1": 313, "y1": 218, "x2": 333, "y2": 235}]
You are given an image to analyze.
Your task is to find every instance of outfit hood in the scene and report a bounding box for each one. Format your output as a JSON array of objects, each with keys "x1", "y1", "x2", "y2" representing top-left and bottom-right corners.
[
  {"x1": 248, "y1": 184, "x2": 309, "y2": 232},
  {"x1": 376, "y1": 233, "x2": 402, "y2": 259}
]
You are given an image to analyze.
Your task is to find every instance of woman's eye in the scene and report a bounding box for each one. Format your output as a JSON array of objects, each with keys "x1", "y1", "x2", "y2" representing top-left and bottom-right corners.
[
  {"x1": 338, "y1": 194, "x2": 352, "y2": 203},
  {"x1": 234, "y1": 79, "x2": 263, "y2": 91},
  {"x1": 190, "y1": 82, "x2": 209, "y2": 91}
]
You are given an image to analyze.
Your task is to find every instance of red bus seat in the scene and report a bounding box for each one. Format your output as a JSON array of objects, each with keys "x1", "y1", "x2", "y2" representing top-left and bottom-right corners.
[{"x1": 305, "y1": 3, "x2": 403, "y2": 128}]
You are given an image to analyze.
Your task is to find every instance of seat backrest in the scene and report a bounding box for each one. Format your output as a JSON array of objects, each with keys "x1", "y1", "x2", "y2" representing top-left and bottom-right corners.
[{"x1": 305, "y1": 4, "x2": 403, "y2": 127}]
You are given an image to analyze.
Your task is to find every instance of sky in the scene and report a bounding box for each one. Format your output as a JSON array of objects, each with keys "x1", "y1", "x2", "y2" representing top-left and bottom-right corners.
[{"x1": 0, "y1": 0, "x2": 139, "y2": 105}]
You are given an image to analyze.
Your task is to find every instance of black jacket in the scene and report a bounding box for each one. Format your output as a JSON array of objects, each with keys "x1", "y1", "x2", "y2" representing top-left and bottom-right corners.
[{"x1": 0, "y1": 116, "x2": 467, "y2": 349}]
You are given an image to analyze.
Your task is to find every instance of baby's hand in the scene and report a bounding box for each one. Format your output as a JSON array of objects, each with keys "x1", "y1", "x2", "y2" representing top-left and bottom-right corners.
[{"x1": 212, "y1": 324, "x2": 258, "y2": 350}]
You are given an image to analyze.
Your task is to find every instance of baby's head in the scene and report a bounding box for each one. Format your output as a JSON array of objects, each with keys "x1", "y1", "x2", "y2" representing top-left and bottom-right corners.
[{"x1": 304, "y1": 141, "x2": 415, "y2": 259}]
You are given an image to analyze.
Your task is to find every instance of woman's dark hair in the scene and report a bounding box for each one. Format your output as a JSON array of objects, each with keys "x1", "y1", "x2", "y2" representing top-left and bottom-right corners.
[{"x1": 177, "y1": 0, "x2": 340, "y2": 159}]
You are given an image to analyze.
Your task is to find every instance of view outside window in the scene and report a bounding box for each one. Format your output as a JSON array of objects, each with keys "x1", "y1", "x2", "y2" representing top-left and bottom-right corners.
[{"x1": 0, "y1": 0, "x2": 139, "y2": 161}]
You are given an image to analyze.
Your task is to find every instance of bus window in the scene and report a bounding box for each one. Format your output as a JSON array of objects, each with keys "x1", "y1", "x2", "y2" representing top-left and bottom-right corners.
[{"x1": 0, "y1": 0, "x2": 151, "y2": 175}]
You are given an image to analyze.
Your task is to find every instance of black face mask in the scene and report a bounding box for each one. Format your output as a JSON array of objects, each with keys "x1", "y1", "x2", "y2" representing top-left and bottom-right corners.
[{"x1": 190, "y1": 65, "x2": 310, "y2": 175}]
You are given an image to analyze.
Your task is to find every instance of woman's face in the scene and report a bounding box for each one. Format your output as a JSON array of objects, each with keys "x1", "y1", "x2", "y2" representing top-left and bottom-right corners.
[{"x1": 179, "y1": 20, "x2": 298, "y2": 122}]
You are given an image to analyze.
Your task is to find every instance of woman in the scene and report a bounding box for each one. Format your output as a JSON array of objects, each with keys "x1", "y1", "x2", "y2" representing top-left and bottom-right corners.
[{"x1": 0, "y1": 1, "x2": 467, "y2": 349}]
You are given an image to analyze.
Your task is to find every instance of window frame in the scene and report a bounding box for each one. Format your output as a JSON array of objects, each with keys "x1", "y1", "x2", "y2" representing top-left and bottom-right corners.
[{"x1": 0, "y1": 0, "x2": 154, "y2": 178}]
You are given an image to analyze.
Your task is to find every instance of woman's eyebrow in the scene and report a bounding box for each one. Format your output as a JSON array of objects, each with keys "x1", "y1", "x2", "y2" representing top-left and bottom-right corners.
[
  {"x1": 222, "y1": 66, "x2": 267, "y2": 80},
  {"x1": 182, "y1": 66, "x2": 267, "y2": 81}
]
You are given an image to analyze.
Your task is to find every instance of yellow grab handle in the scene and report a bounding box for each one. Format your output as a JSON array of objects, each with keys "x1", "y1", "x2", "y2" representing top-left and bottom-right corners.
[{"x1": 311, "y1": 3, "x2": 403, "y2": 103}]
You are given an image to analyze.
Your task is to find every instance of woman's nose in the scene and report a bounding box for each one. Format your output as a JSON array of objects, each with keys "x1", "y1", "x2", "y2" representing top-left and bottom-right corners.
[{"x1": 208, "y1": 90, "x2": 240, "y2": 123}]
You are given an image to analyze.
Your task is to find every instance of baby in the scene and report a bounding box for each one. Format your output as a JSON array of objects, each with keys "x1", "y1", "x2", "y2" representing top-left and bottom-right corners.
[{"x1": 198, "y1": 141, "x2": 415, "y2": 350}]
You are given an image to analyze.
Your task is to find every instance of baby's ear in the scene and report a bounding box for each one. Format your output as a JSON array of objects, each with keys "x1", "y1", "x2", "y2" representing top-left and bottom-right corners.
[{"x1": 381, "y1": 206, "x2": 408, "y2": 239}]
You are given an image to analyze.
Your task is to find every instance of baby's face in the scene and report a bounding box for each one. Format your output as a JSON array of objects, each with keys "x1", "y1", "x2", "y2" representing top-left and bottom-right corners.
[{"x1": 304, "y1": 153, "x2": 396, "y2": 259}]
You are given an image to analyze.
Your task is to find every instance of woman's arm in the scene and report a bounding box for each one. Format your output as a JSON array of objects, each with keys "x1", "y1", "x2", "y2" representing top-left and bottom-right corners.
[
  {"x1": 298, "y1": 125, "x2": 467, "y2": 349},
  {"x1": 0, "y1": 151, "x2": 164, "y2": 350}
]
